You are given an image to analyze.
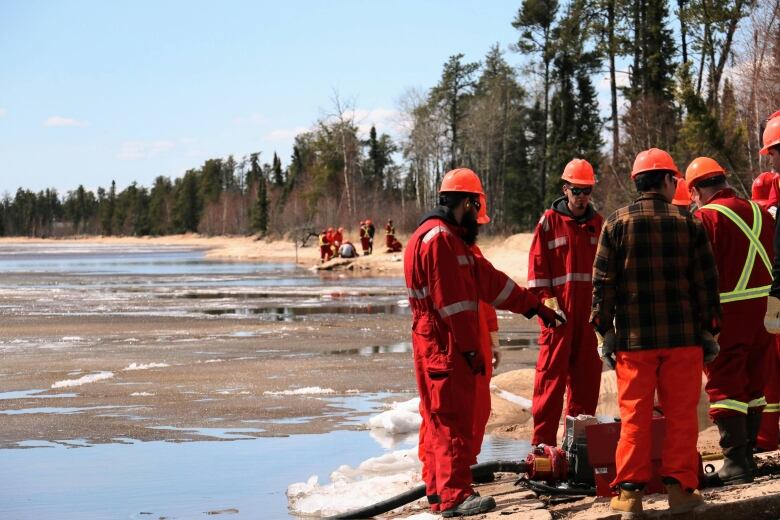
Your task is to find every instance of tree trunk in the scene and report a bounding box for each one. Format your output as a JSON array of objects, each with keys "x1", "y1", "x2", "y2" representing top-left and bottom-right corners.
[{"x1": 608, "y1": 0, "x2": 620, "y2": 166}]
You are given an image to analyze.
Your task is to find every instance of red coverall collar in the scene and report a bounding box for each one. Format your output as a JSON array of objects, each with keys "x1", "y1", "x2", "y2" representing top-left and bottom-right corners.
[{"x1": 700, "y1": 187, "x2": 737, "y2": 206}]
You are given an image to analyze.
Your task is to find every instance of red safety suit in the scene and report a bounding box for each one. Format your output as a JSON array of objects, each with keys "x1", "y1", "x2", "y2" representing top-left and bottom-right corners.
[
  {"x1": 765, "y1": 172, "x2": 780, "y2": 208},
  {"x1": 386, "y1": 223, "x2": 396, "y2": 249},
  {"x1": 405, "y1": 209, "x2": 539, "y2": 511},
  {"x1": 359, "y1": 225, "x2": 370, "y2": 254},
  {"x1": 696, "y1": 189, "x2": 774, "y2": 421},
  {"x1": 318, "y1": 233, "x2": 332, "y2": 262},
  {"x1": 527, "y1": 198, "x2": 604, "y2": 445},
  {"x1": 757, "y1": 339, "x2": 780, "y2": 450},
  {"x1": 333, "y1": 230, "x2": 343, "y2": 247}
]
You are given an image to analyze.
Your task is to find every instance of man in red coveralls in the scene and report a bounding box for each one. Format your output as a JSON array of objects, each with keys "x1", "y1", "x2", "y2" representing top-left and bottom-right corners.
[
  {"x1": 318, "y1": 229, "x2": 332, "y2": 263},
  {"x1": 405, "y1": 168, "x2": 565, "y2": 517},
  {"x1": 359, "y1": 220, "x2": 370, "y2": 255},
  {"x1": 527, "y1": 158, "x2": 604, "y2": 447},
  {"x1": 759, "y1": 113, "x2": 780, "y2": 453},
  {"x1": 688, "y1": 156, "x2": 775, "y2": 486},
  {"x1": 386, "y1": 219, "x2": 396, "y2": 250},
  {"x1": 760, "y1": 111, "x2": 780, "y2": 213}
]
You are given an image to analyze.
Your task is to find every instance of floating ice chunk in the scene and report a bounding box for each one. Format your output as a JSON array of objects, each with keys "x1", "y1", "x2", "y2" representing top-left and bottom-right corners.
[
  {"x1": 490, "y1": 384, "x2": 532, "y2": 409},
  {"x1": 369, "y1": 428, "x2": 419, "y2": 449},
  {"x1": 123, "y1": 362, "x2": 169, "y2": 371},
  {"x1": 130, "y1": 392, "x2": 155, "y2": 397},
  {"x1": 367, "y1": 397, "x2": 421, "y2": 434},
  {"x1": 61, "y1": 336, "x2": 83, "y2": 341},
  {"x1": 264, "y1": 386, "x2": 336, "y2": 396},
  {"x1": 52, "y1": 371, "x2": 114, "y2": 389},
  {"x1": 287, "y1": 448, "x2": 423, "y2": 517},
  {"x1": 204, "y1": 359, "x2": 224, "y2": 364}
]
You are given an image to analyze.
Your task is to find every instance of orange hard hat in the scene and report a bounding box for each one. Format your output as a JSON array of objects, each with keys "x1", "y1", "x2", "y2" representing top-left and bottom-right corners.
[
  {"x1": 338, "y1": 227, "x2": 343, "y2": 232},
  {"x1": 768, "y1": 110, "x2": 780, "y2": 120},
  {"x1": 685, "y1": 156, "x2": 726, "y2": 187},
  {"x1": 439, "y1": 168, "x2": 485, "y2": 195},
  {"x1": 476, "y1": 194, "x2": 490, "y2": 224},
  {"x1": 672, "y1": 178, "x2": 691, "y2": 206},
  {"x1": 561, "y1": 158, "x2": 596, "y2": 185},
  {"x1": 328, "y1": 227, "x2": 334, "y2": 232},
  {"x1": 631, "y1": 148, "x2": 681, "y2": 178},
  {"x1": 760, "y1": 116, "x2": 780, "y2": 155},
  {"x1": 365, "y1": 219, "x2": 372, "y2": 225}
]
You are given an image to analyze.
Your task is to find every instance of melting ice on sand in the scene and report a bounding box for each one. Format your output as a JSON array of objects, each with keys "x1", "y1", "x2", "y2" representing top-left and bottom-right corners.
[{"x1": 51, "y1": 371, "x2": 114, "y2": 389}]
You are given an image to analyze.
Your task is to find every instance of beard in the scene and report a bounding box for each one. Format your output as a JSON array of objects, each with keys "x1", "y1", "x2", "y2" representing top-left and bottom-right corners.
[{"x1": 462, "y1": 211, "x2": 479, "y2": 245}]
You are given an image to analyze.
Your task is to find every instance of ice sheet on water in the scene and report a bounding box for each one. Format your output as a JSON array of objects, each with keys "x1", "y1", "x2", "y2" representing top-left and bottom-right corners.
[
  {"x1": 264, "y1": 386, "x2": 336, "y2": 396},
  {"x1": 286, "y1": 448, "x2": 423, "y2": 517},
  {"x1": 367, "y1": 397, "x2": 421, "y2": 434},
  {"x1": 490, "y1": 384, "x2": 533, "y2": 409},
  {"x1": 123, "y1": 362, "x2": 169, "y2": 371},
  {"x1": 51, "y1": 371, "x2": 114, "y2": 389}
]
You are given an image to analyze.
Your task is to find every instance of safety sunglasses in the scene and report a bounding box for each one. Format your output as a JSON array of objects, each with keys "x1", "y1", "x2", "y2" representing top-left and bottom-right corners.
[
  {"x1": 467, "y1": 197, "x2": 481, "y2": 211},
  {"x1": 567, "y1": 186, "x2": 592, "y2": 196}
]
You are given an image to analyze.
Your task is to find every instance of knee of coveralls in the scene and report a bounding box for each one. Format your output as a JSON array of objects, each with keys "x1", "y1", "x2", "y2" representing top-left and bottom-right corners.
[
  {"x1": 612, "y1": 349, "x2": 660, "y2": 488},
  {"x1": 757, "y1": 337, "x2": 780, "y2": 450},
  {"x1": 565, "y1": 311, "x2": 602, "y2": 418},
  {"x1": 427, "y1": 355, "x2": 477, "y2": 509},
  {"x1": 532, "y1": 322, "x2": 572, "y2": 445},
  {"x1": 746, "y1": 326, "x2": 773, "y2": 411},
  {"x1": 656, "y1": 347, "x2": 704, "y2": 492},
  {"x1": 705, "y1": 312, "x2": 770, "y2": 421}
]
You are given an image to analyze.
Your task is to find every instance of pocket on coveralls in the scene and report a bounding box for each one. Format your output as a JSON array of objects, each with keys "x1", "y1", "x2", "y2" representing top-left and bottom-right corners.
[
  {"x1": 428, "y1": 370, "x2": 455, "y2": 414},
  {"x1": 413, "y1": 316, "x2": 451, "y2": 372}
]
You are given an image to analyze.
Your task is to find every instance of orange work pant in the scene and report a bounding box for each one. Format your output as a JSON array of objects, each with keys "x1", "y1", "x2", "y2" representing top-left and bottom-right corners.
[{"x1": 612, "y1": 347, "x2": 703, "y2": 491}]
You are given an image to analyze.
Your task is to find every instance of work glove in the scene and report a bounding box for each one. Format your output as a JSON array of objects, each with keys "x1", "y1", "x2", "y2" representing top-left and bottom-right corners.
[
  {"x1": 543, "y1": 297, "x2": 567, "y2": 323},
  {"x1": 535, "y1": 301, "x2": 567, "y2": 328},
  {"x1": 596, "y1": 329, "x2": 617, "y2": 369},
  {"x1": 463, "y1": 351, "x2": 486, "y2": 376},
  {"x1": 490, "y1": 331, "x2": 501, "y2": 369},
  {"x1": 701, "y1": 330, "x2": 720, "y2": 364},
  {"x1": 769, "y1": 206, "x2": 778, "y2": 219},
  {"x1": 765, "y1": 296, "x2": 780, "y2": 334}
]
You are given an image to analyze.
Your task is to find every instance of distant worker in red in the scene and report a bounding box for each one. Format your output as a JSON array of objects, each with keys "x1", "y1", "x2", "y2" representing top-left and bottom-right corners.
[
  {"x1": 359, "y1": 220, "x2": 370, "y2": 255},
  {"x1": 366, "y1": 219, "x2": 376, "y2": 254},
  {"x1": 405, "y1": 168, "x2": 565, "y2": 517},
  {"x1": 688, "y1": 156, "x2": 774, "y2": 486},
  {"x1": 332, "y1": 227, "x2": 344, "y2": 257},
  {"x1": 759, "y1": 112, "x2": 780, "y2": 453},
  {"x1": 527, "y1": 158, "x2": 604, "y2": 447},
  {"x1": 318, "y1": 229, "x2": 332, "y2": 263},
  {"x1": 386, "y1": 219, "x2": 396, "y2": 249},
  {"x1": 592, "y1": 148, "x2": 721, "y2": 515}
]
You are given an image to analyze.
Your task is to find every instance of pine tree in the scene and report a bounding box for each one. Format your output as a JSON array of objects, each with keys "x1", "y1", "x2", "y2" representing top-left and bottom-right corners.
[
  {"x1": 246, "y1": 153, "x2": 262, "y2": 190},
  {"x1": 252, "y1": 173, "x2": 269, "y2": 236},
  {"x1": 272, "y1": 152, "x2": 284, "y2": 187},
  {"x1": 173, "y1": 170, "x2": 201, "y2": 233}
]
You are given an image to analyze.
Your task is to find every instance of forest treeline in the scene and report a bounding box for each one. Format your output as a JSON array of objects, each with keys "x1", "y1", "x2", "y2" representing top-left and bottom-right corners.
[{"x1": 2, "y1": 0, "x2": 779, "y2": 238}]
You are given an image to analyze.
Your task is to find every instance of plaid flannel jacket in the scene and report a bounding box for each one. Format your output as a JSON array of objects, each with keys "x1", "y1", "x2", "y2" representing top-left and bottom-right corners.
[{"x1": 590, "y1": 192, "x2": 722, "y2": 351}]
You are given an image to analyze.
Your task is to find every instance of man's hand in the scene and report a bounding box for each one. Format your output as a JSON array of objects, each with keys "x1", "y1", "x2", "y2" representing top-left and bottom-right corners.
[
  {"x1": 543, "y1": 297, "x2": 567, "y2": 323},
  {"x1": 463, "y1": 351, "x2": 486, "y2": 375},
  {"x1": 701, "y1": 330, "x2": 720, "y2": 364},
  {"x1": 596, "y1": 330, "x2": 617, "y2": 369},
  {"x1": 536, "y1": 302, "x2": 566, "y2": 328},
  {"x1": 490, "y1": 331, "x2": 501, "y2": 369},
  {"x1": 765, "y1": 296, "x2": 780, "y2": 334}
]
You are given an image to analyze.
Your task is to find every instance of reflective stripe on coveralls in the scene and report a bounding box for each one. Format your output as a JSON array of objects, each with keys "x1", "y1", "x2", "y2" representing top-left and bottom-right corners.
[
  {"x1": 527, "y1": 272, "x2": 592, "y2": 288},
  {"x1": 701, "y1": 201, "x2": 772, "y2": 303},
  {"x1": 764, "y1": 403, "x2": 780, "y2": 413}
]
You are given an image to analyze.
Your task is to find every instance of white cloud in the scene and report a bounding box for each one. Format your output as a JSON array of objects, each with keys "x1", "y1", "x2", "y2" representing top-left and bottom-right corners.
[
  {"x1": 117, "y1": 139, "x2": 176, "y2": 161},
  {"x1": 43, "y1": 115, "x2": 89, "y2": 128},
  {"x1": 232, "y1": 113, "x2": 267, "y2": 126},
  {"x1": 265, "y1": 127, "x2": 310, "y2": 141},
  {"x1": 343, "y1": 107, "x2": 402, "y2": 135},
  {"x1": 0, "y1": 108, "x2": 7, "y2": 118}
]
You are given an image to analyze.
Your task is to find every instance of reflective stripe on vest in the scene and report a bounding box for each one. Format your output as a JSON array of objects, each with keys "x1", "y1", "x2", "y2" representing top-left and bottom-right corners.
[
  {"x1": 701, "y1": 201, "x2": 772, "y2": 303},
  {"x1": 764, "y1": 403, "x2": 780, "y2": 413},
  {"x1": 710, "y1": 398, "x2": 748, "y2": 414},
  {"x1": 748, "y1": 396, "x2": 768, "y2": 408}
]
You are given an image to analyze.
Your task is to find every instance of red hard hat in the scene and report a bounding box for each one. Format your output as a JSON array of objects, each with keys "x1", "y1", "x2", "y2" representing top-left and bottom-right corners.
[
  {"x1": 365, "y1": 219, "x2": 372, "y2": 225},
  {"x1": 761, "y1": 117, "x2": 780, "y2": 155},
  {"x1": 439, "y1": 168, "x2": 485, "y2": 195},
  {"x1": 631, "y1": 148, "x2": 681, "y2": 178},
  {"x1": 672, "y1": 178, "x2": 691, "y2": 206},
  {"x1": 685, "y1": 156, "x2": 726, "y2": 187},
  {"x1": 476, "y1": 194, "x2": 490, "y2": 224},
  {"x1": 561, "y1": 159, "x2": 596, "y2": 186}
]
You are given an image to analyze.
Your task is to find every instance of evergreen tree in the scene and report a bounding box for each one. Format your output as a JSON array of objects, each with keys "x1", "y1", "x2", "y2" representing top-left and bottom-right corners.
[
  {"x1": 246, "y1": 153, "x2": 262, "y2": 189},
  {"x1": 100, "y1": 180, "x2": 116, "y2": 236},
  {"x1": 199, "y1": 159, "x2": 222, "y2": 204},
  {"x1": 173, "y1": 170, "x2": 201, "y2": 233},
  {"x1": 272, "y1": 152, "x2": 284, "y2": 187},
  {"x1": 148, "y1": 176, "x2": 173, "y2": 235},
  {"x1": 252, "y1": 173, "x2": 269, "y2": 236},
  {"x1": 430, "y1": 53, "x2": 480, "y2": 169}
]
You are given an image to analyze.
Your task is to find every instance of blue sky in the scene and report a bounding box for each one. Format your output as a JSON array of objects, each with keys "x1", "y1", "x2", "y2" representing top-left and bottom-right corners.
[{"x1": 0, "y1": 0, "x2": 540, "y2": 195}]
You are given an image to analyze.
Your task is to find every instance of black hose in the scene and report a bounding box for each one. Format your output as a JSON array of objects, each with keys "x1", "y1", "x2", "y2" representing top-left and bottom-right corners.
[
  {"x1": 518, "y1": 479, "x2": 596, "y2": 497},
  {"x1": 328, "y1": 460, "x2": 529, "y2": 519}
]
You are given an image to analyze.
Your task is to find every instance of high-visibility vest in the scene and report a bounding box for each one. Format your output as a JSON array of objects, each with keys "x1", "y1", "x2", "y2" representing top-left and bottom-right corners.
[
  {"x1": 702, "y1": 201, "x2": 772, "y2": 303},
  {"x1": 319, "y1": 234, "x2": 328, "y2": 246}
]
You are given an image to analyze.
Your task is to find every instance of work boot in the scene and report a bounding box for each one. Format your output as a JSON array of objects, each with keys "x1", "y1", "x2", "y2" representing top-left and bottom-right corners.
[
  {"x1": 703, "y1": 415, "x2": 753, "y2": 486},
  {"x1": 746, "y1": 411, "x2": 763, "y2": 474},
  {"x1": 665, "y1": 481, "x2": 704, "y2": 514},
  {"x1": 610, "y1": 483, "x2": 643, "y2": 517},
  {"x1": 441, "y1": 493, "x2": 497, "y2": 518}
]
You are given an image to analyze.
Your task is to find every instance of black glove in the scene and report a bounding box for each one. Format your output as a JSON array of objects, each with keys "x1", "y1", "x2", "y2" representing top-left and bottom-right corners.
[
  {"x1": 597, "y1": 330, "x2": 617, "y2": 369},
  {"x1": 463, "y1": 351, "x2": 486, "y2": 375},
  {"x1": 535, "y1": 302, "x2": 567, "y2": 328},
  {"x1": 701, "y1": 331, "x2": 720, "y2": 364}
]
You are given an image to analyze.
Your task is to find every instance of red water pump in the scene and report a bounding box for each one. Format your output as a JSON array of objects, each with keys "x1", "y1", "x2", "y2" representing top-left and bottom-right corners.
[{"x1": 523, "y1": 444, "x2": 569, "y2": 484}]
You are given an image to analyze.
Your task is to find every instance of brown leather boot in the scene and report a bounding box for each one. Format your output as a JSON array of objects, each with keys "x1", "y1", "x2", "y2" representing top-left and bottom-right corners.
[
  {"x1": 610, "y1": 483, "x2": 643, "y2": 517},
  {"x1": 666, "y1": 483, "x2": 704, "y2": 514}
]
